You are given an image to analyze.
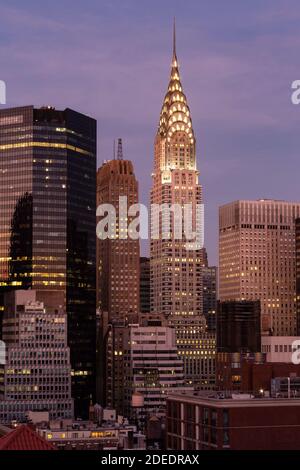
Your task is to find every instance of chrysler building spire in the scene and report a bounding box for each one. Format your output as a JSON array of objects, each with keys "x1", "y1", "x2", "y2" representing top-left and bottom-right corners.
[
  {"x1": 151, "y1": 22, "x2": 205, "y2": 387},
  {"x1": 157, "y1": 21, "x2": 196, "y2": 170}
]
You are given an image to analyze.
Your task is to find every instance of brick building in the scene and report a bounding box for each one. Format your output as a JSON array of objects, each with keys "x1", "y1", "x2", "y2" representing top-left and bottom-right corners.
[
  {"x1": 167, "y1": 391, "x2": 300, "y2": 450},
  {"x1": 216, "y1": 352, "x2": 300, "y2": 393}
]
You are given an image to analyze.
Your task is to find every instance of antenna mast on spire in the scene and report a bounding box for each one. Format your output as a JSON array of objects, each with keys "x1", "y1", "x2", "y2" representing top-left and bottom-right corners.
[
  {"x1": 173, "y1": 17, "x2": 177, "y2": 59},
  {"x1": 117, "y1": 138, "x2": 123, "y2": 160}
]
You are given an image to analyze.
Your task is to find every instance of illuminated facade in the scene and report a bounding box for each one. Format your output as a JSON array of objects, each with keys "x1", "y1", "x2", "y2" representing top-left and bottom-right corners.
[
  {"x1": 0, "y1": 106, "x2": 96, "y2": 416},
  {"x1": 219, "y1": 200, "x2": 300, "y2": 336},
  {"x1": 150, "y1": 25, "x2": 202, "y2": 320},
  {"x1": 150, "y1": 26, "x2": 211, "y2": 387},
  {"x1": 174, "y1": 316, "x2": 216, "y2": 390}
]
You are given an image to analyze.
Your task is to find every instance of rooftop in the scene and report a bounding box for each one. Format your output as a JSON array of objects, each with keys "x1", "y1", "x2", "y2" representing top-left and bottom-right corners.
[
  {"x1": 167, "y1": 390, "x2": 300, "y2": 407},
  {"x1": 0, "y1": 425, "x2": 55, "y2": 451}
]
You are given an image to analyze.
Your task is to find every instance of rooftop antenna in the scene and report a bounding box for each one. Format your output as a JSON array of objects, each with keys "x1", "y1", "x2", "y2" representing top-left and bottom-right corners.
[
  {"x1": 117, "y1": 138, "x2": 123, "y2": 160},
  {"x1": 113, "y1": 139, "x2": 116, "y2": 159},
  {"x1": 173, "y1": 17, "x2": 177, "y2": 59}
]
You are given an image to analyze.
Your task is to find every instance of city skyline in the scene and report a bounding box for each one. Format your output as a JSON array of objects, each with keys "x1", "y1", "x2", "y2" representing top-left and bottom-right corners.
[
  {"x1": 2, "y1": 1, "x2": 300, "y2": 264},
  {"x1": 1, "y1": 1, "x2": 300, "y2": 455}
]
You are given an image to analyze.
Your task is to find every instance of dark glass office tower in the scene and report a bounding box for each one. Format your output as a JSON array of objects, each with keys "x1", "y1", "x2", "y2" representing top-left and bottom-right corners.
[
  {"x1": 0, "y1": 106, "x2": 96, "y2": 417},
  {"x1": 217, "y1": 300, "x2": 261, "y2": 353}
]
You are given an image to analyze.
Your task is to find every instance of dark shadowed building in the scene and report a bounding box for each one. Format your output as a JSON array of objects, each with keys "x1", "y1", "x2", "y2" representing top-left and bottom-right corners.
[{"x1": 217, "y1": 300, "x2": 261, "y2": 353}]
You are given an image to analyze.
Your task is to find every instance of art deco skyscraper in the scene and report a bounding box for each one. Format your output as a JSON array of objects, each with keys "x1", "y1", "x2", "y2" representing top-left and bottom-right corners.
[
  {"x1": 150, "y1": 24, "x2": 203, "y2": 320},
  {"x1": 0, "y1": 106, "x2": 96, "y2": 417},
  {"x1": 97, "y1": 139, "x2": 140, "y2": 322},
  {"x1": 96, "y1": 139, "x2": 140, "y2": 410},
  {"x1": 219, "y1": 200, "x2": 300, "y2": 336},
  {"x1": 150, "y1": 26, "x2": 213, "y2": 389}
]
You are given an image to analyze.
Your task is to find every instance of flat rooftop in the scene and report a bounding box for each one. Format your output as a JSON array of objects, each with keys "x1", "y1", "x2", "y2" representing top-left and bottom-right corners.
[{"x1": 167, "y1": 390, "x2": 300, "y2": 407}]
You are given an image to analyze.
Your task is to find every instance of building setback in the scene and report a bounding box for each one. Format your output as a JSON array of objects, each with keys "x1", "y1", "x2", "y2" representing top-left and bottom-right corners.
[
  {"x1": 0, "y1": 106, "x2": 97, "y2": 416},
  {"x1": 219, "y1": 199, "x2": 300, "y2": 335}
]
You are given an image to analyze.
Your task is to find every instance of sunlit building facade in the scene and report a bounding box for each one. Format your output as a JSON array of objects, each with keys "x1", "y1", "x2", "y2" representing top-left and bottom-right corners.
[{"x1": 219, "y1": 200, "x2": 300, "y2": 336}]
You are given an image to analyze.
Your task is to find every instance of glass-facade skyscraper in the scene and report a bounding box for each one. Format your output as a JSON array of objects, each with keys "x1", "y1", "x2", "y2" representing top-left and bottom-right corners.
[{"x1": 0, "y1": 105, "x2": 96, "y2": 416}]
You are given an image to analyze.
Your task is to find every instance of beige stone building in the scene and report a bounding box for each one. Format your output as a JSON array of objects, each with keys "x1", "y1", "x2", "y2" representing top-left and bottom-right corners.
[{"x1": 219, "y1": 199, "x2": 300, "y2": 335}]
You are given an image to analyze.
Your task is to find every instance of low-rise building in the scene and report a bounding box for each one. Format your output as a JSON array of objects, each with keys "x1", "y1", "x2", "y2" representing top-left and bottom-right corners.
[
  {"x1": 167, "y1": 390, "x2": 300, "y2": 450},
  {"x1": 36, "y1": 414, "x2": 145, "y2": 450}
]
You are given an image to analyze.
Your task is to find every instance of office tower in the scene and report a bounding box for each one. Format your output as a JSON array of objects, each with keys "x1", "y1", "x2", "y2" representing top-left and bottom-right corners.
[
  {"x1": 175, "y1": 316, "x2": 216, "y2": 390},
  {"x1": 140, "y1": 257, "x2": 150, "y2": 313},
  {"x1": 217, "y1": 300, "x2": 261, "y2": 353},
  {"x1": 0, "y1": 290, "x2": 73, "y2": 423},
  {"x1": 296, "y1": 218, "x2": 300, "y2": 335},
  {"x1": 219, "y1": 200, "x2": 300, "y2": 336},
  {"x1": 150, "y1": 25, "x2": 207, "y2": 387},
  {"x1": 97, "y1": 138, "x2": 140, "y2": 322},
  {"x1": 0, "y1": 106, "x2": 96, "y2": 416},
  {"x1": 124, "y1": 314, "x2": 187, "y2": 428},
  {"x1": 96, "y1": 139, "x2": 140, "y2": 411},
  {"x1": 203, "y1": 265, "x2": 218, "y2": 331}
]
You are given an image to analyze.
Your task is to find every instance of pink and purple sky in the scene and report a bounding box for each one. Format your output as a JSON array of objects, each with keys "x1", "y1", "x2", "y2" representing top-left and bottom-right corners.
[{"x1": 1, "y1": 0, "x2": 300, "y2": 264}]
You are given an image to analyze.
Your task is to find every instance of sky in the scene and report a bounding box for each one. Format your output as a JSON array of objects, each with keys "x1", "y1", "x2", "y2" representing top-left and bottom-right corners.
[{"x1": 1, "y1": 0, "x2": 300, "y2": 264}]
